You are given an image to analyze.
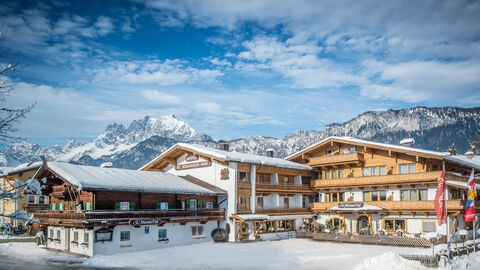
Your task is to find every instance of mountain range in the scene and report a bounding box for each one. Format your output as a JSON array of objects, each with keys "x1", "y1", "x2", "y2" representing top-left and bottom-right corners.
[{"x1": 1, "y1": 106, "x2": 479, "y2": 170}]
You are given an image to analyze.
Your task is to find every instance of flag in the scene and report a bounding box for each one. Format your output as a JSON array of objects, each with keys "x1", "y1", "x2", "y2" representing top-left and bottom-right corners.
[
  {"x1": 435, "y1": 168, "x2": 447, "y2": 225},
  {"x1": 464, "y1": 169, "x2": 477, "y2": 222}
]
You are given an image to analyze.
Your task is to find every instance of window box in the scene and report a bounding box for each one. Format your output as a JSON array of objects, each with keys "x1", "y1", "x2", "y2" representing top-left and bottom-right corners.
[
  {"x1": 81, "y1": 242, "x2": 89, "y2": 247},
  {"x1": 158, "y1": 238, "x2": 169, "y2": 242}
]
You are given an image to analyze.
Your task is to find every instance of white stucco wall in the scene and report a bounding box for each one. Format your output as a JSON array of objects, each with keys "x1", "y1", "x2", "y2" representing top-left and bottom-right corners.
[
  {"x1": 47, "y1": 226, "x2": 69, "y2": 251},
  {"x1": 69, "y1": 227, "x2": 94, "y2": 257}
]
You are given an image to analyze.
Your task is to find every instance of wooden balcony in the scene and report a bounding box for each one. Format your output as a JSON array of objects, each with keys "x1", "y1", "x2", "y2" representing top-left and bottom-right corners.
[
  {"x1": 34, "y1": 208, "x2": 226, "y2": 227},
  {"x1": 310, "y1": 171, "x2": 457, "y2": 189},
  {"x1": 256, "y1": 183, "x2": 315, "y2": 194},
  {"x1": 311, "y1": 200, "x2": 466, "y2": 213},
  {"x1": 22, "y1": 203, "x2": 49, "y2": 212},
  {"x1": 256, "y1": 207, "x2": 312, "y2": 216},
  {"x1": 308, "y1": 152, "x2": 364, "y2": 167}
]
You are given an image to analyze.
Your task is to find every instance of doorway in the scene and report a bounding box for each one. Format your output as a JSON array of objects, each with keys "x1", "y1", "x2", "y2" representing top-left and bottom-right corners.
[{"x1": 357, "y1": 216, "x2": 370, "y2": 235}]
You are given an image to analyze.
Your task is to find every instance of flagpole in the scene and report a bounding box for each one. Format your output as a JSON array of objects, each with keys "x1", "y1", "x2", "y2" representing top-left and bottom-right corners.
[
  {"x1": 473, "y1": 169, "x2": 477, "y2": 252},
  {"x1": 444, "y1": 161, "x2": 450, "y2": 250}
]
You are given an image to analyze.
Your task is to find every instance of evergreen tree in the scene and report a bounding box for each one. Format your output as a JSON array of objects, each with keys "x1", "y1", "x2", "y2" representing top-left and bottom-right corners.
[{"x1": 447, "y1": 143, "x2": 457, "y2": 155}]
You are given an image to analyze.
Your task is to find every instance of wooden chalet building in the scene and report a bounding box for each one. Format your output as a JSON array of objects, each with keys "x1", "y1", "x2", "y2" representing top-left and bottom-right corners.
[
  {"x1": 286, "y1": 136, "x2": 480, "y2": 237},
  {"x1": 31, "y1": 161, "x2": 226, "y2": 256},
  {"x1": 141, "y1": 142, "x2": 315, "y2": 242}
]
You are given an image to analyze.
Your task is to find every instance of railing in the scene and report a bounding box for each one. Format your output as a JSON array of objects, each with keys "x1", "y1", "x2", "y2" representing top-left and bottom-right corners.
[
  {"x1": 34, "y1": 208, "x2": 226, "y2": 223},
  {"x1": 311, "y1": 171, "x2": 445, "y2": 189},
  {"x1": 256, "y1": 183, "x2": 314, "y2": 193},
  {"x1": 311, "y1": 200, "x2": 465, "y2": 212},
  {"x1": 308, "y1": 152, "x2": 364, "y2": 167},
  {"x1": 23, "y1": 204, "x2": 49, "y2": 211},
  {"x1": 256, "y1": 207, "x2": 311, "y2": 215}
]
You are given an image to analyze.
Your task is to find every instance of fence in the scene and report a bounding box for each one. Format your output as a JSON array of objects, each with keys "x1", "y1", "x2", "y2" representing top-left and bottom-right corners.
[
  {"x1": 400, "y1": 254, "x2": 439, "y2": 268},
  {"x1": 311, "y1": 232, "x2": 432, "y2": 248}
]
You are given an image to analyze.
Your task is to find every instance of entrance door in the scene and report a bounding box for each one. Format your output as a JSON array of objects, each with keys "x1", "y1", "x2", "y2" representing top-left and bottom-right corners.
[
  {"x1": 357, "y1": 216, "x2": 370, "y2": 235},
  {"x1": 240, "y1": 223, "x2": 250, "y2": 241}
]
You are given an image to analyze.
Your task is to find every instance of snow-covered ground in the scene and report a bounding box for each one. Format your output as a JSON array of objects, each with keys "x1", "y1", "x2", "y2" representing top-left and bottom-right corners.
[{"x1": 1, "y1": 239, "x2": 479, "y2": 270}]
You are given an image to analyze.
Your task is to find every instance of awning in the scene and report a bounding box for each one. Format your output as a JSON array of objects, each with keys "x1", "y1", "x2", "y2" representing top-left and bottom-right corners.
[
  {"x1": 232, "y1": 214, "x2": 270, "y2": 222},
  {"x1": 330, "y1": 203, "x2": 382, "y2": 212},
  {"x1": 446, "y1": 180, "x2": 480, "y2": 190}
]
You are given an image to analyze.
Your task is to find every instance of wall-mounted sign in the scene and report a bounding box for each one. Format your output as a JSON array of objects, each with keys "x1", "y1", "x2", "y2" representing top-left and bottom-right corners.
[
  {"x1": 338, "y1": 203, "x2": 364, "y2": 208},
  {"x1": 186, "y1": 155, "x2": 199, "y2": 162},
  {"x1": 220, "y1": 168, "x2": 229, "y2": 180},
  {"x1": 144, "y1": 226, "x2": 150, "y2": 234},
  {"x1": 176, "y1": 160, "x2": 212, "y2": 170},
  {"x1": 129, "y1": 218, "x2": 168, "y2": 227}
]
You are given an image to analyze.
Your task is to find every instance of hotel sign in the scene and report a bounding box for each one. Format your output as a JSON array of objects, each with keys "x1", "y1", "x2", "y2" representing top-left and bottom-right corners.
[
  {"x1": 176, "y1": 160, "x2": 212, "y2": 170},
  {"x1": 129, "y1": 218, "x2": 168, "y2": 227},
  {"x1": 338, "y1": 203, "x2": 364, "y2": 208},
  {"x1": 186, "y1": 155, "x2": 199, "y2": 162}
]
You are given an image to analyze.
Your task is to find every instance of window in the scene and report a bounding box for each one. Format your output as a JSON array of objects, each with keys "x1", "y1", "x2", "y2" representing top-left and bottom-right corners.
[
  {"x1": 338, "y1": 170, "x2": 344, "y2": 178},
  {"x1": 325, "y1": 171, "x2": 330, "y2": 179},
  {"x1": 331, "y1": 171, "x2": 337, "y2": 179},
  {"x1": 332, "y1": 149, "x2": 339, "y2": 155},
  {"x1": 158, "y1": 202, "x2": 168, "y2": 210},
  {"x1": 399, "y1": 164, "x2": 408, "y2": 174},
  {"x1": 284, "y1": 198, "x2": 289, "y2": 208},
  {"x1": 371, "y1": 191, "x2": 378, "y2": 201},
  {"x1": 325, "y1": 193, "x2": 331, "y2": 202},
  {"x1": 350, "y1": 147, "x2": 356, "y2": 153},
  {"x1": 49, "y1": 229, "x2": 53, "y2": 238},
  {"x1": 363, "y1": 168, "x2": 370, "y2": 176},
  {"x1": 419, "y1": 190, "x2": 428, "y2": 201},
  {"x1": 327, "y1": 151, "x2": 332, "y2": 156},
  {"x1": 84, "y1": 233, "x2": 89, "y2": 243},
  {"x1": 257, "y1": 197, "x2": 263, "y2": 209},
  {"x1": 38, "y1": 195, "x2": 45, "y2": 204},
  {"x1": 371, "y1": 167, "x2": 377, "y2": 176},
  {"x1": 238, "y1": 172, "x2": 250, "y2": 182},
  {"x1": 422, "y1": 221, "x2": 436, "y2": 233},
  {"x1": 73, "y1": 232, "x2": 79, "y2": 242},
  {"x1": 379, "y1": 190, "x2": 386, "y2": 201},
  {"x1": 192, "y1": 226, "x2": 204, "y2": 238},
  {"x1": 28, "y1": 195, "x2": 36, "y2": 204},
  {"x1": 258, "y1": 175, "x2": 264, "y2": 183},
  {"x1": 56, "y1": 230, "x2": 60, "y2": 240},
  {"x1": 400, "y1": 164, "x2": 416, "y2": 174},
  {"x1": 238, "y1": 197, "x2": 250, "y2": 210},
  {"x1": 205, "y1": 202, "x2": 214, "y2": 209},
  {"x1": 254, "y1": 219, "x2": 295, "y2": 234},
  {"x1": 409, "y1": 164, "x2": 416, "y2": 173},
  {"x1": 158, "y1": 229, "x2": 168, "y2": 240},
  {"x1": 94, "y1": 228, "x2": 113, "y2": 242},
  {"x1": 384, "y1": 219, "x2": 406, "y2": 232},
  {"x1": 363, "y1": 192, "x2": 371, "y2": 202},
  {"x1": 343, "y1": 148, "x2": 349, "y2": 154},
  {"x1": 120, "y1": 231, "x2": 130, "y2": 241},
  {"x1": 401, "y1": 190, "x2": 409, "y2": 201},
  {"x1": 379, "y1": 166, "x2": 386, "y2": 176},
  {"x1": 326, "y1": 192, "x2": 344, "y2": 202}
]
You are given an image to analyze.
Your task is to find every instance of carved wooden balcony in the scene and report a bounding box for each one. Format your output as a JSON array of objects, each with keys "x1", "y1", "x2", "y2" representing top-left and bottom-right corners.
[
  {"x1": 311, "y1": 200, "x2": 466, "y2": 213},
  {"x1": 307, "y1": 152, "x2": 365, "y2": 167}
]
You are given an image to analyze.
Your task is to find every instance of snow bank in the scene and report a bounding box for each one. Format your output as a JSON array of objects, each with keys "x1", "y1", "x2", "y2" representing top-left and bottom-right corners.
[{"x1": 354, "y1": 252, "x2": 426, "y2": 270}]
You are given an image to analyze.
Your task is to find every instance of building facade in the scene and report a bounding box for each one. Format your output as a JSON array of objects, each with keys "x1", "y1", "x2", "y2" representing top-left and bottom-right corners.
[
  {"x1": 286, "y1": 137, "x2": 480, "y2": 237},
  {"x1": 140, "y1": 143, "x2": 315, "y2": 242}
]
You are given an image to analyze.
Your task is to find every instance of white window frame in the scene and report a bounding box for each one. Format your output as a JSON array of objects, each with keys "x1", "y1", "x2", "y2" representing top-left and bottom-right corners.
[
  {"x1": 191, "y1": 226, "x2": 204, "y2": 238},
  {"x1": 27, "y1": 195, "x2": 36, "y2": 204}
]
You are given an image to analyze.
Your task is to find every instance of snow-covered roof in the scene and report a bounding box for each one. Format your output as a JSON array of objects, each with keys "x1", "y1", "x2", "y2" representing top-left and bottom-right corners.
[
  {"x1": 286, "y1": 136, "x2": 445, "y2": 160},
  {"x1": 141, "y1": 142, "x2": 312, "y2": 171},
  {"x1": 0, "y1": 167, "x2": 14, "y2": 175},
  {"x1": 446, "y1": 180, "x2": 480, "y2": 190},
  {"x1": 40, "y1": 161, "x2": 222, "y2": 195},
  {"x1": 399, "y1": 138, "x2": 415, "y2": 145},
  {"x1": 7, "y1": 161, "x2": 43, "y2": 175},
  {"x1": 330, "y1": 204, "x2": 383, "y2": 212},
  {"x1": 445, "y1": 155, "x2": 480, "y2": 171},
  {"x1": 234, "y1": 214, "x2": 270, "y2": 221}
]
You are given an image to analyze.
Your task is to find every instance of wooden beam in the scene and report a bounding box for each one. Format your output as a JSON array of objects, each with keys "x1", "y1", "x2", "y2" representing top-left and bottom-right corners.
[{"x1": 450, "y1": 216, "x2": 458, "y2": 235}]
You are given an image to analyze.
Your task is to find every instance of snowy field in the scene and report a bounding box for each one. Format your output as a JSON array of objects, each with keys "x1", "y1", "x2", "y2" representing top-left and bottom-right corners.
[{"x1": 1, "y1": 239, "x2": 479, "y2": 270}]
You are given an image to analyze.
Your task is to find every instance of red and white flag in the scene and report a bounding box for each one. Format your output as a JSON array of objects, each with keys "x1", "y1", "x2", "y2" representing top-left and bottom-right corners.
[
  {"x1": 463, "y1": 169, "x2": 476, "y2": 222},
  {"x1": 434, "y1": 168, "x2": 447, "y2": 225}
]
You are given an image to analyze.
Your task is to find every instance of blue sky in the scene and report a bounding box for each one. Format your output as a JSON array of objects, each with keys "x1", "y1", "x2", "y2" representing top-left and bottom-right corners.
[{"x1": 1, "y1": 0, "x2": 479, "y2": 146}]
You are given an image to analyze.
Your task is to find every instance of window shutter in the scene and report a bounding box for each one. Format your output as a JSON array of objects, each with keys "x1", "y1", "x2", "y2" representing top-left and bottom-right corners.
[
  {"x1": 168, "y1": 202, "x2": 173, "y2": 209},
  {"x1": 197, "y1": 200, "x2": 201, "y2": 209},
  {"x1": 60, "y1": 203, "x2": 65, "y2": 211},
  {"x1": 156, "y1": 202, "x2": 160, "y2": 210},
  {"x1": 49, "y1": 203, "x2": 52, "y2": 210},
  {"x1": 213, "y1": 202, "x2": 218, "y2": 208},
  {"x1": 186, "y1": 200, "x2": 190, "y2": 209},
  {"x1": 115, "y1": 202, "x2": 120, "y2": 210},
  {"x1": 130, "y1": 201, "x2": 135, "y2": 210},
  {"x1": 56, "y1": 203, "x2": 60, "y2": 211}
]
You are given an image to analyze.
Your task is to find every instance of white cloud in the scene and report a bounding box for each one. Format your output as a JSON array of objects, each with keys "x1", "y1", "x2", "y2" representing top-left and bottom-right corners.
[
  {"x1": 141, "y1": 89, "x2": 183, "y2": 105},
  {"x1": 91, "y1": 60, "x2": 223, "y2": 86},
  {"x1": 95, "y1": 16, "x2": 115, "y2": 36}
]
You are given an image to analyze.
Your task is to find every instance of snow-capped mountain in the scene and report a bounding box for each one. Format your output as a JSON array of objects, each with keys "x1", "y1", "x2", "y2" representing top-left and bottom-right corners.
[{"x1": 1, "y1": 107, "x2": 479, "y2": 169}]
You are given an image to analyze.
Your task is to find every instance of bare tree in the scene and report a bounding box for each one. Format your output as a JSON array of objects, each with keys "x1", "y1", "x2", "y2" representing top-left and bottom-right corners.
[
  {"x1": 0, "y1": 29, "x2": 35, "y2": 143},
  {"x1": 468, "y1": 136, "x2": 480, "y2": 155}
]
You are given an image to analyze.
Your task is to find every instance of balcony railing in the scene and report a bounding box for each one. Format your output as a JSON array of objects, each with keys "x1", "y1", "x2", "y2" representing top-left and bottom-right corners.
[
  {"x1": 311, "y1": 200, "x2": 465, "y2": 212},
  {"x1": 308, "y1": 152, "x2": 364, "y2": 167},
  {"x1": 256, "y1": 207, "x2": 311, "y2": 215},
  {"x1": 311, "y1": 171, "x2": 455, "y2": 189},
  {"x1": 34, "y1": 208, "x2": 226, "y2": 225},
  {"x1": 256, "y1": 183, "x2": 314, "y2": 193}
]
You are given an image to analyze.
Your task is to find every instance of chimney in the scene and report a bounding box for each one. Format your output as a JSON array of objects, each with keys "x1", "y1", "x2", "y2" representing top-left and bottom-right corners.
[
  {"x1": 100, "y1": 162, "x2": 113, "y2": 168},
  {"x1": 266, "y1": 149, "x2": 274, "y2": 158},
  {"x1": 400, "y1": 138, "x2": 415, "y2": 148},
  {"x1": 219, "y1": 140, "x2": 229, "y2": 151},
  {"x1": 465, "y1": 151, "x2": 474, "y2": 159}
]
